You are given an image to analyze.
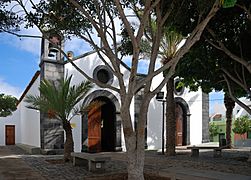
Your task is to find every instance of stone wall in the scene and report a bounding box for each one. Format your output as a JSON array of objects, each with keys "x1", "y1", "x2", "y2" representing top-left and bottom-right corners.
[
  {"x1": 40, "y1": 59, "x2": 65, "y2": 153},
  {"x1": 202, "y1": 93, "x2": 210, "y2": 143}
]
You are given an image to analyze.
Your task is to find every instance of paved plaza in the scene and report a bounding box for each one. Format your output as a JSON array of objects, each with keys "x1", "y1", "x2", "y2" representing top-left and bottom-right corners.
[{"x1": 0, "y1": 145, "x2": 250, "y2": 179}]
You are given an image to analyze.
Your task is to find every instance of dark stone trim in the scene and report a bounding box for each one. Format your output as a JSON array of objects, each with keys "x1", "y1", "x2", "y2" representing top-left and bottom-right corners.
[
  {"x1": 174, "y1": 78, "x2": 185, "y2": 96},
  {"x1": 93, "y1": 65, "x2": 114, "y2": 85},
  {"x1": 202, "y1": 93, "x2": 210, "y2": 143},
  {"x1": 39, "y1": 58, "x2": 65, "y2": 67}
]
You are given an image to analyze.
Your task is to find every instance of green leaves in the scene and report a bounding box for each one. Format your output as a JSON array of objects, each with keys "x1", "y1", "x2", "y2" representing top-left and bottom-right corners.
[
  {"x1": 177, "y1": 1, "x2": 251, "y2": 97},
  {"x1": 0, "y1": 94, "x2": 17, "y2": 117},
  {"x1": 0, "y1": 1, "x2": 22, "y2": 32},
  {"x1": 118, "y1": 25, "x2": 135, "y2": 56},
  {"x1": 25, "y1": 75, "x2": 93, "y2": 122},
  {"x1": 221, "y1": 0, "x2": 237, "y2": 8},
  {"x1": 232, "y1": 115, "x2": 251, "y2": 135},
  {"x1": 209, "y1": 122, "x2": 219, "y2": 138}
]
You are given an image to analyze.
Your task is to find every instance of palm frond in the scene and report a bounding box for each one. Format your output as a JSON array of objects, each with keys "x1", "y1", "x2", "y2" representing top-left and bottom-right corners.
[{"x1": 24, "y1": 75, "x2": 93, "y2": 122}]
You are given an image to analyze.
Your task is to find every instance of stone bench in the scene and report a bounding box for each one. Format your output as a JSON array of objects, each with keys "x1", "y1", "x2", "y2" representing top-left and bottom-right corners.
[
  {"x1": 190, "y1": 147, "x2": 200, "y2": 157},
  {"x1": 71, "y1": 152, "x2": 111, "y2": 172},
  {"x1": 16, "y1": 143, "x2": 41, "y2": 155},
  {"x1": 213, "y1": 145, "x2": 229, "y2": 158},
  {"x1": 187, "y1": 146, "x2": 217, "y2": 157}
]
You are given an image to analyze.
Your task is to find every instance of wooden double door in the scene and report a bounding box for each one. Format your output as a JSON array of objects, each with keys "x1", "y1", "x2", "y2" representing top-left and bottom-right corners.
[
  {"x1": 176, "y1": 104, "x2": 183, "y2": 146},
  {"x1": 5, "y1": 125, "x2": 15, "y2": 145},
  {"x1": 87, "y1": 97, "x2": 116, "y2": 153}
]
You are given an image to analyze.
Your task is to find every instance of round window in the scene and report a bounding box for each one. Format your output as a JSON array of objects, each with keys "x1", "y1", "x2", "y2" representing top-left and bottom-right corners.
[
  {"x1": 174, "y1": 79, "x2": 184, "y2": 96},
  {"x1": 97, "y1": 69, "x2": 110, "y2": 84},
  {"x1": 93, "y1": 65, "x2": 113, "y2": 85}
]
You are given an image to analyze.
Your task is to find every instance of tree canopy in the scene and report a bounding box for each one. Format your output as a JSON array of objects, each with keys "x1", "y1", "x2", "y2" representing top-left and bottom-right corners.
[
  {"x1": 232, "y1": 115, "x2": 251, "y2": 137},
  {"x1": 177, "y1": 0, "x2": 251, "y2": 115},
  {"x1": 0, "y1": 0, "x2": 21, "y2": 32},
  {"x1": 0, "y1": 93, "x2": 17, "y2": 117}
]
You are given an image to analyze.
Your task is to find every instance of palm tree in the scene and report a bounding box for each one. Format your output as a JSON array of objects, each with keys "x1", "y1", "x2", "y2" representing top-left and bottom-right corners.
[
  {"x1": 160, "y1": 29, "x2": 183, "y2": 156},
  {"x1": 25, "y1": 75, "x2": 93, "y2": 161},
  {"x1": 140, "y1": 27, "x2": 183, "y2": 155}
]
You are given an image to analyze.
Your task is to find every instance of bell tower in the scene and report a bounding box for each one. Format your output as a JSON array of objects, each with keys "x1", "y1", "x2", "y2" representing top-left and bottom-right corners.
[{"x1": 39, "y1": 33, "x2": 65, "y2": 154}]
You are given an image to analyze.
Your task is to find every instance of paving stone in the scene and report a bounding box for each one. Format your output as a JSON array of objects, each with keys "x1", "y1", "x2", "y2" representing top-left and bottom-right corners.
[{"x1": 2, "y1": 146, "x2": 251, "y2": 179}]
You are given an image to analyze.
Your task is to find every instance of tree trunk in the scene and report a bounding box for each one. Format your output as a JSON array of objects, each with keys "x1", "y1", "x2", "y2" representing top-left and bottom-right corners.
[
  {"x1": 166, "y1": 77, "x2": 176, "y2": 156},
  {"x1": 224, "y1": 94, "x2": 235, "y2": 148},
  {"x1": 63, "y1": 121, "x2": 74, "y2": 162},
  {"x1": 126, "y1": 145, "x2": 145, "y2": 180},
  {"x1": 121, "y1": 99, "x2": 147, "y2": 180}
]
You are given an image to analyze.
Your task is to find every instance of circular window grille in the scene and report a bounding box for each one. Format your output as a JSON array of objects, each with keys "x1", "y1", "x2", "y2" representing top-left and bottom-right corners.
[
  {"x1": 93, "y1": 65, "x2": 113, "y2": 85},
  {"x1": 174, "y1": 79, "x2": 185, "y2": 96}
]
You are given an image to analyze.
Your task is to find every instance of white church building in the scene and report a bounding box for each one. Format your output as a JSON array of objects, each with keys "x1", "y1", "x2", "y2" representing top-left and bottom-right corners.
[{"x1": 0, "y1": 36, "x2": 209, "y2": 153}]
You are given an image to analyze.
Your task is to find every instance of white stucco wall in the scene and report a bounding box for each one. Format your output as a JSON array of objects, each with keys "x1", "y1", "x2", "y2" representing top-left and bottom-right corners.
[
  {"x1": 233, "y1": 97, "x2": 251, "y2": 118},
  {"x1": 147, "y1": 98, "x2": 164, "y2": 149},
  {"x1": 147, "y1": 74, "x2": 204, "y2": 149},
  {"x1": 19, "y1": 76, "x2": 41, "y2": 147},
  {"x1": 0, "y1": 107, "x2": 21, "y2": 145},
  {"x1": 69, "y1": 115, "x2": 82, "y2": 152},
  {"x1": 182, "y1": 89, "x2": 203, "y2": 145}
]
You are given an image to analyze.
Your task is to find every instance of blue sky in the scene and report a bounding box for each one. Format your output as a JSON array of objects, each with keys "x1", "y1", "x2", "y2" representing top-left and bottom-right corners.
[
  {"x1": 0, "y1": 38, "x2": 39, "y2": 88},
  {"x1": 0, "y1": 33, "x2": 40, "y2": 97},
  {"x1": 0, "y1": 31, "x2": 225, "y2": 115}
]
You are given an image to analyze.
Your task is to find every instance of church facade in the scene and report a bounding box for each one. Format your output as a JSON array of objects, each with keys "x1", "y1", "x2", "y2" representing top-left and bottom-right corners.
[{"x1": 0, "y1": 36, "x2": 210, "y2": 153}]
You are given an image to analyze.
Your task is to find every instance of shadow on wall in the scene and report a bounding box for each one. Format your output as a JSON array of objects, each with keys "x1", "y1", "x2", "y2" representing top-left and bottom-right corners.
[
  {"x1": 147, "y1": 129, "x2": 161, "y2": 150},
  {"x1": 147, "y1": 99, "x2": 163, "y2": 150},
  {"x1": 187, "y1": 94, "x2": 199, "y2": 107}
]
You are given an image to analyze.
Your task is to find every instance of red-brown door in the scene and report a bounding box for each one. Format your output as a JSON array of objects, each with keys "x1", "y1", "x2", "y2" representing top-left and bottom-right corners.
[
  {"x1": 88, "y1": 106, "x2": 102, "y2": 152},
  {"x1": 5, "y1": 125, "x2": 15, "y2": 145},
  {"x1": 175, "y1": 104, "x2": 183, "y2": 146}
]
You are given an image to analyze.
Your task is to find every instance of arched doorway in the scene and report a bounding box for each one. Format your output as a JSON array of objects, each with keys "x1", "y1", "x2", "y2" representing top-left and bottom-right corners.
[
  {"x1": 88, "y1": 96, "x2": 116, "y2": 152},
  {"x1": 81, "y1": 90, "x2": 121, "y2": 153},
  {"x1": 175, "y1": 97, "x2": 190, "y2": 146}
]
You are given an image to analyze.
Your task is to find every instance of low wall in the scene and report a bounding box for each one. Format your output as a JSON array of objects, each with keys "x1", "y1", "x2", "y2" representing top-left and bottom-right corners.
[{"x1": 234, "y1": 139, "x2": 251, "y2": 147}]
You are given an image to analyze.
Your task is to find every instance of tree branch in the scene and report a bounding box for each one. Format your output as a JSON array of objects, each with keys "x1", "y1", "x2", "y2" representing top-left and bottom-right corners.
[
  {"x1": 223, "y1": 74, "x2": 251, "y2": 115},
  {"x1": 236, "y1": 3, "x2": 251, "y2": 22},
  {"x1": 1, "y1": 29, "x2": 42, "y2": 39},
  {"x1": 221, "y1": 68, "x2": 251, "y2": 95},
  {"x1": 135, "y1": 0, "x2": 220, "y2": 93},
  {"x1": 206, "y1": 27, "x2": 251, "y2": 73}
]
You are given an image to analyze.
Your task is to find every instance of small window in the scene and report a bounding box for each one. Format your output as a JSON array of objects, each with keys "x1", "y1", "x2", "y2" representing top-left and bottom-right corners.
[
  {"x1": 93, "y1": 65, "x2": 113, "y2": 85},
  {"x1": 174, "y1": 78, "x2": 185, "y2": 96}
]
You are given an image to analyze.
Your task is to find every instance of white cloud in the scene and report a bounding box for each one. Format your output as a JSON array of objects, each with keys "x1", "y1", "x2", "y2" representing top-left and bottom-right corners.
[
  {"x1": 3, "y1": 1, "x2": 41, "y2": 56},
  {"x1": 210, "y1": 102, "x2": 226, "y2": 116},
  {"x1": 65, "y1": 37, "x2": 92, "y2": 56},
  {"x1": 16, "y1": 28, "x2": 42, "y2": 56},
  {"x1": 1, "y1": 27, "x2": 41, "y2": 57},
  {"x1": 0, "y1": 78, "x2": 22, "y2": 98},
  {"x1": 209, "y1": 90, "x2": 225, "y2": 116}
]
